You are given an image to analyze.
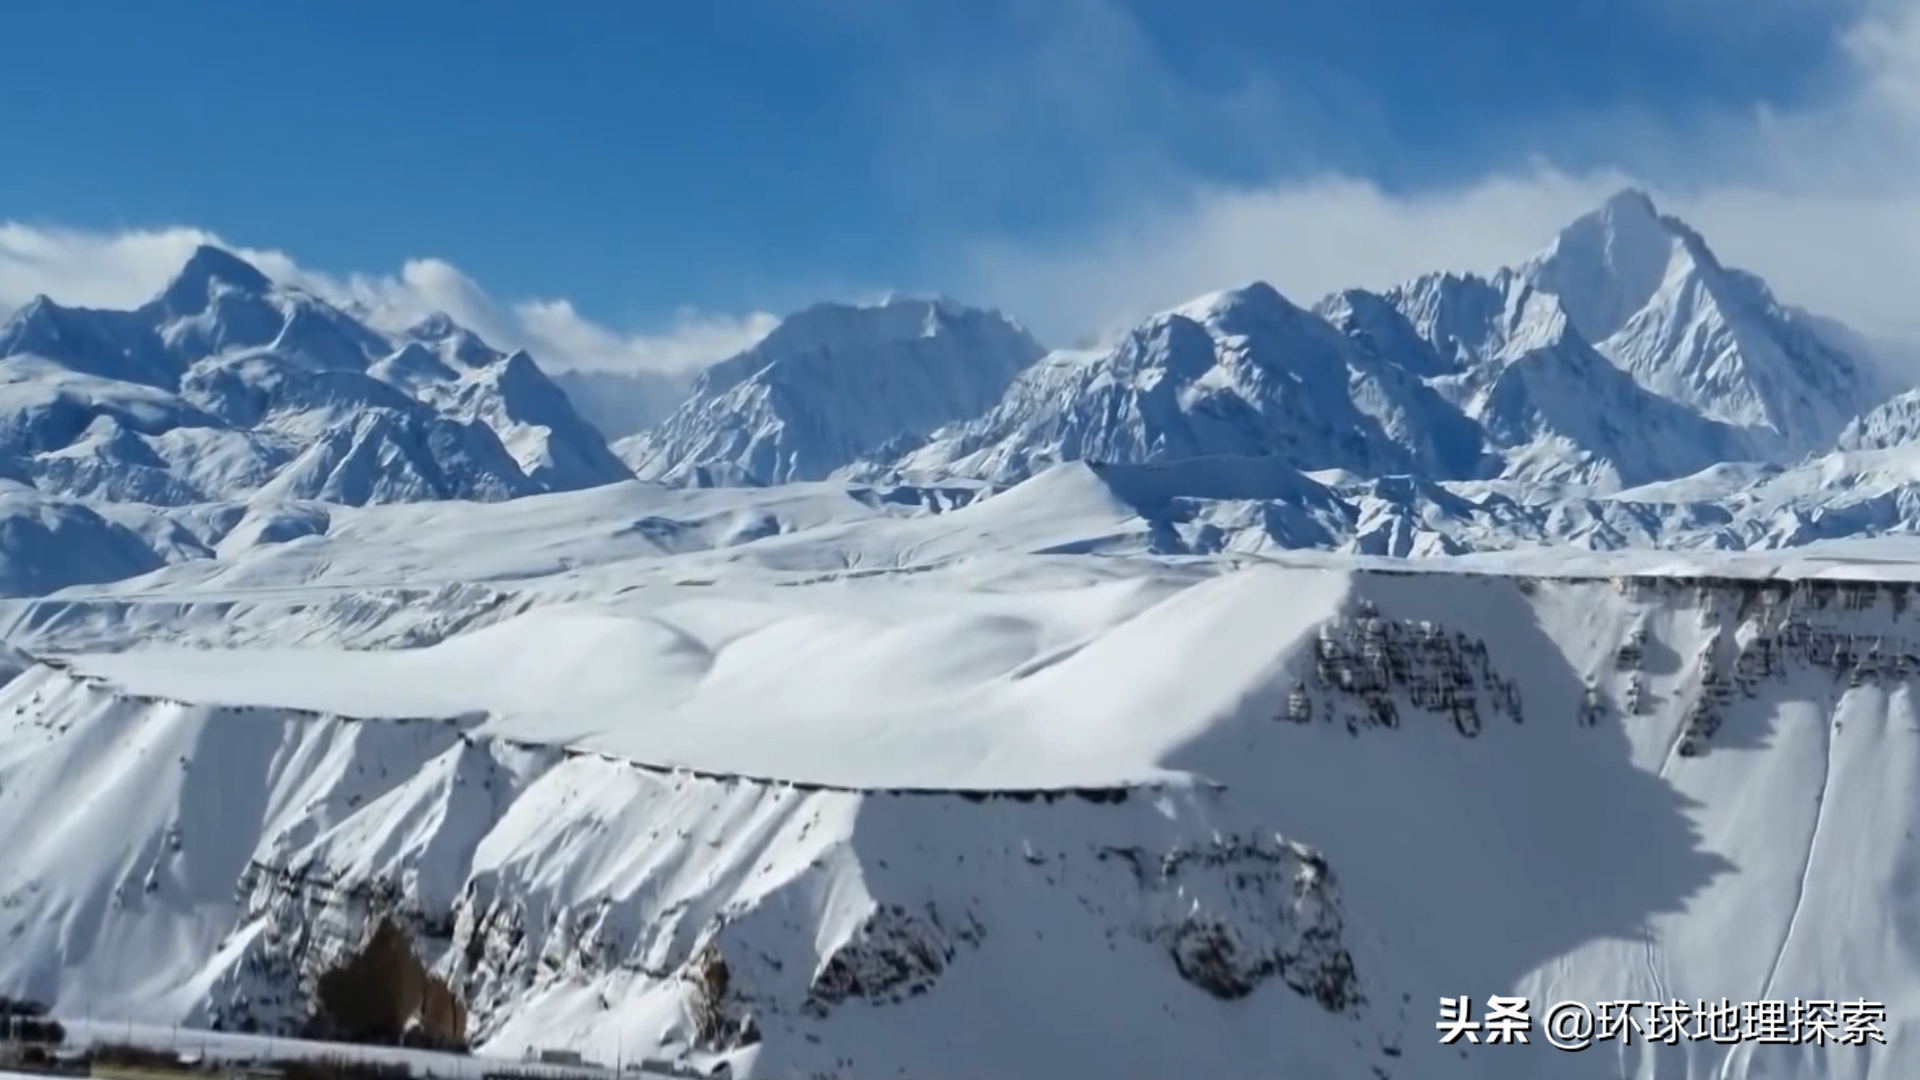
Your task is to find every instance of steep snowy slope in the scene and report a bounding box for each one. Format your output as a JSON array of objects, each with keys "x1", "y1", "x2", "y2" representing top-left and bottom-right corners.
[
  {"x1": 9, "y1": 561, "x2": 1920, "y2": 1080},
  {"x1": 0, "y1": 567, "x2": 1413, "y2": 1080},
  {"x1": 1322, "y1": 277, "x2": 1754, "y2": 489},
  {"x1": 1514, "y1": 189, "x2": 1888, "y2": 456},
  {"x1": 1437, "y1": 288, "x2": 1753, "y2": 489},
  {"x1": 1314, "y1": 191, "x2": 1894, "y2": 483},
  {"x1": 0, "y1": 249, "x2": 624, "y2": 506},
  {"x1": 898, "y1": 189, "x2": 1858, "y2": 496},
  {"x1": 618, "y1": 297, "x2": 1044, "y2": 486},
  {"x1": 1836, "y1": 389, "x2": 1920, "y2": 451}
]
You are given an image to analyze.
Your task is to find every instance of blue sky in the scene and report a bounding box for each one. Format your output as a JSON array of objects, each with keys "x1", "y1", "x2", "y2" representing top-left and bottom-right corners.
[{"x1": 2, "y1": 0, "x2": 1917, "y2": 367}]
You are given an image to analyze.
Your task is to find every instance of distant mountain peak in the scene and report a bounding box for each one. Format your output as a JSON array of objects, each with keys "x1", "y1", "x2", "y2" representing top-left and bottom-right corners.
[
  {"x1": 1534, "y1": 192, "x2": 1684, "y2": 330},
  {"x1": 624, "y1": 293, "x2": 1045, "y2": 486},
  {"x1": 407, "y1": 311, "x2": 463, "y2": 340},
  {"x1": 1171, "y1": 281, "x2": 1294, "y2": 328},
  {"x1": 1600, "y1": 185, "x2": 1659, "y2": 217},
  {"x1": 161, "y1": 245, "x2": 275, "y2": 307},
  {"x1": 403, "y1": 311, "x2": 500, "y2": 366}
]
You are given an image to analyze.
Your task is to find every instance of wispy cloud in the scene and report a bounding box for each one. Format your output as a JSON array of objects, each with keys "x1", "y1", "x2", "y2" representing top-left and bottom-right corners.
[
  {"x1": 0, "y1": 223, "x2": 304, "y2": 315},
  {"x1": 8, "y1": 0, "x2": 1920, "y2": 365},
  {"x1": 0, "y1": 224, "x2": 775, "y2": 375},
  {"x1": 942, "y1": 0, "x2": 1920, "y2": 346}
]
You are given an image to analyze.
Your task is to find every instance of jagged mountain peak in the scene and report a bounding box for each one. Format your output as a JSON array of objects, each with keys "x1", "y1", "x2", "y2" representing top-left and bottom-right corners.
[
  {"x1": 888, "y1": 277, "x2": 1489, "y2": 485},
  {"x1": 869, "y1": 291, "x2": 984, "y2": 318},
  {"x1": 1600, "y1": 184, "x2": 1658, "y2": 215},
  {"x1": 0, "y1": 295, "x2": 80, "y2": 354},
  {"x1": 0, "y1": 243, "x2": 630, "y2": 509},
  {"x1": 0, "y1": 293, "x2": 183, "y2": 389},
  {"x1": 1525, "y1": 188, "x2": 1699, "y2": 343},
  {"x1": 1336, "y1": 188, "x2": 1894, "y2": 458},
  {"x1": 5, "y1": 294, "x2": 58, "y2": 323},
  {"x1": 489, "y1": 349, "x2": 549, "y2": 390},
  {"x1": 154, "y1": 244, "x2": 276, "y2": 315},
  {"x1": 404, "y1": 311, "x2": 501, "y2": 366}
]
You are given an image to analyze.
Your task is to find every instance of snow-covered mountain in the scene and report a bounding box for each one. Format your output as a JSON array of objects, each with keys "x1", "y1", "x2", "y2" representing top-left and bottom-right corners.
[
  {"x1": 1374, "y1": 189, "x2": 1889, "y2": 460},
  {"x1": 0, "y1": 246, "x2": 631, "y2": 507},
  {"x1": 617, "y1": 296, "x2": 1044, "y2": 486},
  {"x1": 13, "y1": 530, "x2": 1920, "y2": 1080},
  {"x1": 890, "y1": 282, "x2": 1488, "y2": 485},
  {"x1": 13, "y1": 188, "x2": 1920, "y2": 1080}
]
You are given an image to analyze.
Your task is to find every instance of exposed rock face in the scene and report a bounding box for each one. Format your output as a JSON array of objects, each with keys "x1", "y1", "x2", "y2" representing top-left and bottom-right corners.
[
  {"x1": 1102, "y1": 835, "x2": 1362, "y2": 1012},
  {"x1": 1290, "y1": 598, "x2": 1523, "y2": 737},
  {"x1": 309, "y1": 918, "x2": 466, "y2": 1049},
  {"x1": 203, "y1": 861, "x2": 475, "y2": 1047},
  {"x1": 1282, "y1": 574, "x2": 1920, "y2": 769},
  {"x1": 802, "y1": 902, "x2": 985, "y2": 1016},
  {"x1": 686, "y1": 943, "x2": 759, "y2": 1053},
  {"x1": 1610, "y1": 576, "x2": 1920, "y2": 757}
]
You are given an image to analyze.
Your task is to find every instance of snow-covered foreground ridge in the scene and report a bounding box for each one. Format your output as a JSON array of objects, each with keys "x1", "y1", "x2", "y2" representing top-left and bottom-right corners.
[{"x1": 8, "y1": 563, "x2": 1920, "y2": 1079}]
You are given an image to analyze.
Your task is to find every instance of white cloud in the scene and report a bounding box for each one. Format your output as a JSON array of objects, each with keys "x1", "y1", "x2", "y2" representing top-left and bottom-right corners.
[
  {"x1": 0, "y1": 223, "x2": 303, "y2": 315},
  {"x1": 513, "y1": 300, "x2": 779, "y2": 375},
  {"x1": 953, "y1": 0, "x2": 1920, "y2": 347},
  {"x1": 11, "y1": 0, "x2": 1920, "y2": 366},
  {"x1": 0, "y1": 224, "x2": 774, "y2": 375},
  {"x1": 961, "y1": 169, "x2": 1633, "y2": 343}
]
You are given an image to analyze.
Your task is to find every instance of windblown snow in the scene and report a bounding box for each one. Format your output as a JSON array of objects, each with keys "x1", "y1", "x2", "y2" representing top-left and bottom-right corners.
[{"x1": 7, "y1": 190, "x2": 1920, "y2": 1080}]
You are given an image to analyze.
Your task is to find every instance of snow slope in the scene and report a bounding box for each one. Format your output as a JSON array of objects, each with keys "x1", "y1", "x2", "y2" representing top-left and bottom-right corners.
[{"x1": 10, "y1": 555, "x2": 1920, "y2": 1079}]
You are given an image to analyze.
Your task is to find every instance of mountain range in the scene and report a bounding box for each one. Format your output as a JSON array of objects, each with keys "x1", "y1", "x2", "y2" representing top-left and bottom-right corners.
[
  {"x1": 12, "y1": 188, "x2": 1920, "y2": 1080},
  {"x1": 0, "y1": 187, "x2": 1916, "y2": 588}
]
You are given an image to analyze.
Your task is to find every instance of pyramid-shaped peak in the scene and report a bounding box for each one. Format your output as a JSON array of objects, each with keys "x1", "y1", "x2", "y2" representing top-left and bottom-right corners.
[
  {"x1": 0, "y1": 295, "x2": 64, "y2": 355},
  {"x1": 497, "y1": 348, "x2": 544, "y2": 376},
  {"x1": 1552, "y1": 187, "x2": 1677, "y2": 258},
  {"x1": 1599, "y1": 186, "x2": 1660, "y2": 219},
  {"x1": 171, "y1": 244, "x2": 274, "y2": 296},
  {"x1": 5, "y1": 294, "x2": 58, "y2": 323}
]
